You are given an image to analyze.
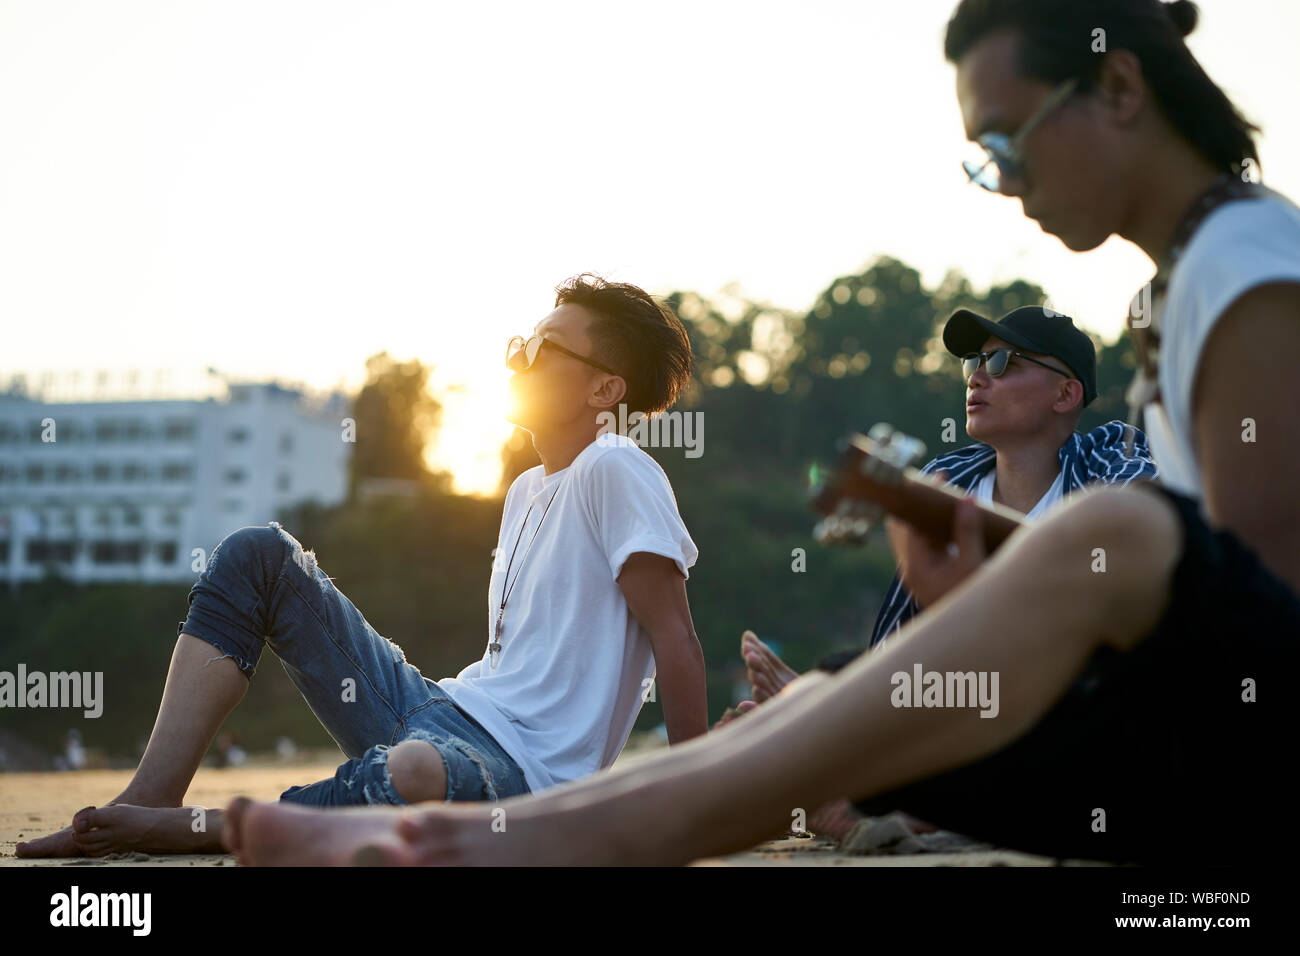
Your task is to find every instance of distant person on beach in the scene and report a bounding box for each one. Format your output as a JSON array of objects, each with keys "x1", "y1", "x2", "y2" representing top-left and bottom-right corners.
[
  {"x1": 16, "y1": 274, "x2": 706, "y2": 857},
  {"x1": 221, "y1": 0, "x2": 1300, "y2": 866},
  {"x1": 214, "y1": 732, "x2": 246, "y2": 769},
  {"x1": 53, "y1": 729, "x2": 87, "y2": 772}
]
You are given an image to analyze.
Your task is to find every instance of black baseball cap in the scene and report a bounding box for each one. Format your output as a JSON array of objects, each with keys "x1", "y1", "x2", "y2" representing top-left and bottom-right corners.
[{"x1": 942, "y1": 305, "x2": 1097, "y2": 406}]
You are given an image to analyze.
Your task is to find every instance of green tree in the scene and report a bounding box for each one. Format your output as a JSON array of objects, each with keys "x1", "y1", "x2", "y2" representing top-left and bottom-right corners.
[{"x1": 348, "y1": 352, "x2": 448, "y2": 500}]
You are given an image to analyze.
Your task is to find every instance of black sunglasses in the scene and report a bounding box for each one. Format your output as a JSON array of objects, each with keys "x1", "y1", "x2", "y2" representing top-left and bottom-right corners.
[
  {"x1": 962, "y1": 348, "x2": 1071, "y2": 381},
  {"x1": 506, "y1": 334, "x2": 621, "y2": 377}
]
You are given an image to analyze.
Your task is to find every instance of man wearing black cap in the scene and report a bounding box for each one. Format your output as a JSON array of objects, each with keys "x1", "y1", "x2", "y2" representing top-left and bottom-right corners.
[
  {"x1": 866, "y1": 305, "x2": 1157, "y2": 643},
  {"x1": 737, "y1": 306, "x2": 1157, "y2": 711}
]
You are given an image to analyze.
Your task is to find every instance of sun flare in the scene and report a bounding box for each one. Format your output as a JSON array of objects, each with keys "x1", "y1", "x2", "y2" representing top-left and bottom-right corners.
[{"x1": 425, "y1": 367, "x2": 519, "y2": 497}]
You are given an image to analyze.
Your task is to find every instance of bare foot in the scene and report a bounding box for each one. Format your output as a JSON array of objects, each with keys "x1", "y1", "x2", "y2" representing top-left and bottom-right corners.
[
  {"x1": 15, "y1": 812, "x2": 97, "y2": 858},
  {"x1": 394, "y1": 803, "x2": 599, "y2": 866},
  {"x1": 67, "y1": 805, "x2": 224, "y2": 855},
  {"x1": 741, "y1": 630, "x2": 800, "y2": 702},
  {"x1": 224, "y1": 796, "x2": 251, "y2": 856},
  {"x1": 226, "y1": 799, "x2": 424, "y2": 866},
  {"x1": 15, "y1": 784, "x2": 185, "y2": 858},
  {"x1": 232, "y1": 798, "x2": 602, "y2": 867},
  {"x1": 712, "y1": 699, "x2": 758, "y2": 730}
]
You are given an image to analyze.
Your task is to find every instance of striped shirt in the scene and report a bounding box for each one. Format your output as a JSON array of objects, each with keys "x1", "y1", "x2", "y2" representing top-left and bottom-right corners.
[{"x1": 865, "y1": 420, "x2": 1157, "y2": 649}]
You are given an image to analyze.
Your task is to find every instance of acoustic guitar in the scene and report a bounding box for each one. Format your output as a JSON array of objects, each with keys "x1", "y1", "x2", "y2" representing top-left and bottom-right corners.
[{"x1": 810, "y1": 424, "x2": 1025, "y2": 551}]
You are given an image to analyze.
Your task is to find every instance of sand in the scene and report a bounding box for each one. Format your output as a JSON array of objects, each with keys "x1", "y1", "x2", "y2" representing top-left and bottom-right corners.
[{"x1": 0, "y1": 755, "x2": 1081, "y2": 866}]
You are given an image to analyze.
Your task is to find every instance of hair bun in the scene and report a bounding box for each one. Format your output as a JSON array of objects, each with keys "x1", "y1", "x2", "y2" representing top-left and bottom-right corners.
[{"x1": 1164, "y1": 0, "x2": 1198, "y2": 37}]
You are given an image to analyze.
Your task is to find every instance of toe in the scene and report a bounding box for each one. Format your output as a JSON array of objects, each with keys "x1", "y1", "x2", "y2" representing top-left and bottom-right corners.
[{"x1": 223, "y1": 796, "x2": 253, "y2": 853}]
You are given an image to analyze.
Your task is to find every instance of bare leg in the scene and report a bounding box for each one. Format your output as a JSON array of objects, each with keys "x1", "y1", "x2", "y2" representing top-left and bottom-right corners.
[
  {"x1": 386, "y1": 739, "x2": 448, "y2": 803},
  {"x1": 223, "y1": 484, "x2": 1176, "y2": 866},
  {"x1": 16, "y1": 634, "x2": 246, "y2": 857},
  {"x1": 713, "y1": 663, "x2": 864, "y2": 837}
]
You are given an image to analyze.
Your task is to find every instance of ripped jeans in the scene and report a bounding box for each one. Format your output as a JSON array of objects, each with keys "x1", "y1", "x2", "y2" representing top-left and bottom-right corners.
[{"x1": 175, "y1": 521, "x2": 531, "y2": 806}]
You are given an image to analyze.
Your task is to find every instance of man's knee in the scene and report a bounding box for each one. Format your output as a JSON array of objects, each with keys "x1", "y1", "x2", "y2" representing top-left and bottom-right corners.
[
  {"x1": 387, "y1": 739, "x2": 448, "y2": 803},
  {"x1": 211, "y1": 523, "x2": 315, "y2": 577},
  {"x1": 212, "y1": 525, "x2": 279, "y2": 565}
]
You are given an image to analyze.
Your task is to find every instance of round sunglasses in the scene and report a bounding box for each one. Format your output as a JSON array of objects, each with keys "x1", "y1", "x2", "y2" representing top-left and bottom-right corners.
[
  {"x1": 962, "y1": 348, "x2": 1072, "y2": 381},
  {"x1": 505, "y1": 334, "x2": 621, "y2": 377},
  {"x1": 963, "y1": 77, "x2": 1079, "y2": 193}
]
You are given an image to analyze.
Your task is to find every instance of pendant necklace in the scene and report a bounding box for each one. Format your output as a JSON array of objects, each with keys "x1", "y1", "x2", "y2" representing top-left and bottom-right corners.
[{"x1": 490, "y1": 481, "x2": 563, "y2": 669}]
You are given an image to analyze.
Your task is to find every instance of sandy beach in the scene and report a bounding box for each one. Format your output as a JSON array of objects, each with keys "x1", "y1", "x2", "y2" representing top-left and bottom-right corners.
[{"x1": 1, "y1": 754, "x2": 1077, "y2": 867}]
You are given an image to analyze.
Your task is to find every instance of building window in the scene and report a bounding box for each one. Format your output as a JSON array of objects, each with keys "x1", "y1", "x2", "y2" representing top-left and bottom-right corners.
[
  {"x1": 163, "y1": 420, "x2": 196, "y2": 441},
  {"x1": 54, "y1": 463, "x2": 81, "y2": 482},
  {"x1": 279, "y1": 432, "x2": 293, "y2": 454},
  {"x1": 26, "y1": 540, "x2": 76, "y2": 563},
  {"x1": 123, "y1": 508, "x2": 141, "y2": 527},
  {"x1": 92, "y1": 462, "x2": 113, "y2": 482},
  {"x1": 223, "y1": 499, "x2": 243, "y2": 513},
  {"x1": 0, "y1": 464, "x2": 17, "y2": 484},
  {"x1": 122, "y1": 462, "x2": 148, "y2": 482},
  {"x1": 161, "y1": 463, "x2": 193, "y2": 482},
  {"x1": 162, "y1": 511, "x2": 181, "y2": 527},
  {"x1": 25, "y1": 463, "x2": 44, "y2": 484},
  {"x1": 224, "y1": 467, "x2": 246, "y2": 484},
  {"x1": 95, "y1": 421, "x2": 120, "y2": 442},
  {"x1": 276, "y1": 472, "x2": 291, "y2": 492},
  {"x1": 0, "y1": 540, "x2": 8, "y2": 563},
  {"x1": 228, "y1": 428, "x2": 250, "y2": 444},
  {"x1": 157, "y1": 541, "x2": 178, "y2": 563},
  {"x1": 90, "y1": 540, "x2": 144, "y2": 564}
]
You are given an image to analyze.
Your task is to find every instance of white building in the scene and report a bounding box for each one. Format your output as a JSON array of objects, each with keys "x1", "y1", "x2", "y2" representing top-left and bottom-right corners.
[{"x1": 0, "y1": 382, "x2": 351, "y2": 585}]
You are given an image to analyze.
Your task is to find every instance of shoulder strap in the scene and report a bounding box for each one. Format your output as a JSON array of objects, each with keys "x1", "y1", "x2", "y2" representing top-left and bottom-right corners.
[{"x1": 1123, "y1": 175, "x2": 1278, "y2": 453}]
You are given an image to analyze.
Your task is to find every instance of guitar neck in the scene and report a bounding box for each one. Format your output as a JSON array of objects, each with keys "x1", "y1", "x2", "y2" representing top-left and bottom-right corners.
[{"x1": 815, "y1": 466, "x2": 1025, "y2": 552}]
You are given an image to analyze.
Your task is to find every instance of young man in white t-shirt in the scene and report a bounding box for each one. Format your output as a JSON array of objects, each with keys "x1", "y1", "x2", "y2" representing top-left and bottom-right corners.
[
  {"x1": 222, "y1": 0, "x2": 1300, "y2": 866},
  {"x1": 17, "y1": 274, "x2": 706, "y2": 858}
]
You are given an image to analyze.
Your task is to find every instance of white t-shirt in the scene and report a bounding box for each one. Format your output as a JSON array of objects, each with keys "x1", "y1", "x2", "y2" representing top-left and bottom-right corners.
[
  {"x1": 1144, "y1": 195, "x2": 1300, "y2": 500},
  {"x1": 973, "y1": 467, "x2": 1065, "y2": 520},
  {"x1": 438, "y1": 434, "x2": 698, "y2": 794}
]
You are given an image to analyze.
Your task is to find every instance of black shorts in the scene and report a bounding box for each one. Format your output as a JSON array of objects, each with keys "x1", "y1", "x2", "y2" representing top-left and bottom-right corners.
[{"x1": 850, "y1": 483, "x2": 1299, "y2": 863}]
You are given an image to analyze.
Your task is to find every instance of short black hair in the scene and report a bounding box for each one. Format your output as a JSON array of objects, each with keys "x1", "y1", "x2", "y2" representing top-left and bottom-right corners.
[
  {"x1": 944, "y1": 0, "x2": 1260, "y2": 177},
  {"x1": 554, "y1": 274, "x2": 693, "y2": 416}
]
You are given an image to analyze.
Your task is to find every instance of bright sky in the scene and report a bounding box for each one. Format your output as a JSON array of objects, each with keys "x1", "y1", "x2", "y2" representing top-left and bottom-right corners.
[{"x1": 3, "y1": 0, "x2": 1297, "y2": 494}]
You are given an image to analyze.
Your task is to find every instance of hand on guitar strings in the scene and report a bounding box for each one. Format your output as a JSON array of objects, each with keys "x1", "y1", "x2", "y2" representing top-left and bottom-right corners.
[{"x1": 884, "y1": 474, "x2": 988, "y2": 609}]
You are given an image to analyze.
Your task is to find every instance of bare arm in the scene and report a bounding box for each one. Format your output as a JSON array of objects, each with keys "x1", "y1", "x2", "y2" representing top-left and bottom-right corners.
[
  {"x1": 1190, "y1": 280, "x2": 1300, "y2": 593},
  {"x1": 618, "y1": 551, "x2": 709, "y2": 744}
]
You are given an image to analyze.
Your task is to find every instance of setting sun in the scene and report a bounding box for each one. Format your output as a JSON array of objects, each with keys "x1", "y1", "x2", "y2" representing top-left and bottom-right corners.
[{"x1": 425, "y1": 365, "x2": 519, "y2": 497}]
